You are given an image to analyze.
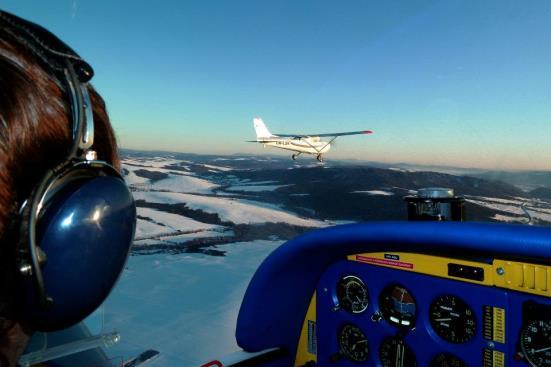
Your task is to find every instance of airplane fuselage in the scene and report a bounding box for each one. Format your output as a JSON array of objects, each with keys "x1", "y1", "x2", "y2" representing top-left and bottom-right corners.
[
  {"x1": 251, "y1": 117, "x2": 372, "y2": 161},
  {"x1": 260, "y1": 138, "x2": 331, "y2": 155}
]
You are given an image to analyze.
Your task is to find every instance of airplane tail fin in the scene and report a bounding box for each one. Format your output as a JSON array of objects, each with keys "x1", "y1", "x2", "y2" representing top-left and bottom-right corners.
[{"x1": 253, "y1": 117, "x2": 275, "y2": 139}]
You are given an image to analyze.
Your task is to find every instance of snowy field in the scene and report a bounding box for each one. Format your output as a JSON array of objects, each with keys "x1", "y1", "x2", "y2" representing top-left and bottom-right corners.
[
  {"x1": 100, "y1": 241, "x2": 281, "y2": 366},
  {"x1": 466, "y1": 196, "x2": 551, "y2": 224},
  {"x1": 123, "y1": 155, "x2": 329, "y2": 256},
  {"x1": 87, "y1": 155, "x2": 328, "y2": 366},
  {"x1": 351, "y1": 190, "x2": 395, "y2": 196},
  {"x1": 132, "y1": 191, "x2": 326, "y2": 227},
  {"x1": 74, "y1": 153, "x2": 551, "y2": 367}
]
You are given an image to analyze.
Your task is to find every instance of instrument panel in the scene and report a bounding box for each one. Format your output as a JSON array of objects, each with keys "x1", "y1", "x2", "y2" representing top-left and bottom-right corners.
[{"x1": 307, "y1": 253, "x2": 551, "y2": 367}]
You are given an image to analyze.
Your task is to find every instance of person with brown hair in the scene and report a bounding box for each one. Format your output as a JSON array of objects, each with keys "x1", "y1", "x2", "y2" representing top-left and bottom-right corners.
[{"x1": 0, "y1": 11, "x2": 136, "y2": 367}]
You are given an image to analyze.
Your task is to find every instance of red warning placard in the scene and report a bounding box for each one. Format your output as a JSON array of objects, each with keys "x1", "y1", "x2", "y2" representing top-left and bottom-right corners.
[{"x1": 355, "y1": 255, "x2": 414, "y2": 269}]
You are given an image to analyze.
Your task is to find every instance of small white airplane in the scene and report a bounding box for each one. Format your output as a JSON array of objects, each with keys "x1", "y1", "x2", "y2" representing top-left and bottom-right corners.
[{"x1": 250, "y1": 117, "x2": 373, "y2": 162}]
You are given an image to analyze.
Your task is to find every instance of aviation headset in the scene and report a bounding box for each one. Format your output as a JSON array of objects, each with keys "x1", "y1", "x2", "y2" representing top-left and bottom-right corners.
[{"x1": 0, "y1": 11, "x2": 136, "y2": 331}]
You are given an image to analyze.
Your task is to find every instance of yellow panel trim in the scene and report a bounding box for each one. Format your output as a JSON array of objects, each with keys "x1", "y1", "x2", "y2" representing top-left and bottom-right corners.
[
  {"x1": 347, "y1": 252, "x2": 494, "y2": 286},
  {"x1": 348, "y1": 252, "x2": 551, "y2": 298},
  {"x1": 494, "y1": 260, "x2": 551, "y2": 297},
  {"x1": 295, "y1": 293, "x2": 317, "y2": 366}
]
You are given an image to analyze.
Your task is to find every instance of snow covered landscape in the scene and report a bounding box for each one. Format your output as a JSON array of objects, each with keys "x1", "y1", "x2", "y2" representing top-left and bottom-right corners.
[{"x1": 92, "y1": 151, "x2": 551, "y2": 366}]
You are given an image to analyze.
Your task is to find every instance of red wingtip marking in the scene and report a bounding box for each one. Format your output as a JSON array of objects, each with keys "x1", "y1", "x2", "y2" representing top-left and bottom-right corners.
[
  {"x1": 201, "y1": 361, "x2": 223, "y2": 367},
  {"x1": 363, "y1": 130, "x2": 374, "y2": 134}
]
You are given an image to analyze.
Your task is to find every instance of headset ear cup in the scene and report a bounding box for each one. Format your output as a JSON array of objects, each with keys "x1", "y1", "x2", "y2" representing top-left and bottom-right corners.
[
  {"x1": 13, "y1": 193, "x2": 41, "y2": 319},
  {"x1": 21, "y1": 165, "x2": 136, "y2": 331}
]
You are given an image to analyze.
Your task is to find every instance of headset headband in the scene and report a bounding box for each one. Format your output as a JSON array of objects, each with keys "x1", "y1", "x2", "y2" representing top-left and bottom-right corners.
[
  {"x1": 0, "y1": 11, "x2": 93, "y2": 81},
  {"x1": 0, "y1": 10, "x2": 94, "y2": 158}
]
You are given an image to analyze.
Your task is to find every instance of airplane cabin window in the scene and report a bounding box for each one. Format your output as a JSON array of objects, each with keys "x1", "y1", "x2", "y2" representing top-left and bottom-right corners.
[{"x1": 2, "y1": 1, "x2": 551, "y2": 367}]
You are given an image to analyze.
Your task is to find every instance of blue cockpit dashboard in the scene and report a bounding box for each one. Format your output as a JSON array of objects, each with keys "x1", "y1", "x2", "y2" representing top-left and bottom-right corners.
[
  {"x1": 317, "y1": 256, "x2": 550, "y2": 366},
  {"x1": 235, "y1": 222, "x2": 551, "y2": 367}
]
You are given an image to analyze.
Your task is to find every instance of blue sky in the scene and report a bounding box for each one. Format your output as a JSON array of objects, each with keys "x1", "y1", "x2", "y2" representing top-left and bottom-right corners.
[{"x1": 3, "y1": 1, "x2": 551, "y2": 169}]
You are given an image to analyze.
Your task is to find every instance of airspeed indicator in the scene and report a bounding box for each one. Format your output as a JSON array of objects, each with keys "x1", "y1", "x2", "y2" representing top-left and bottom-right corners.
[{"x1": 336, "y1": 275, "x2": 369, "y2": 314}]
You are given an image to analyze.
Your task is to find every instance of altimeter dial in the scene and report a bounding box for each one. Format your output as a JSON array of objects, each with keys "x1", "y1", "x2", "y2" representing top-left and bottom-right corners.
[
  {"x1": 521, "y1": 320, "x2": 551, "y2": 367},
  {"x1": 429, "y1": 295, "x2": 476, "y2": 343}
]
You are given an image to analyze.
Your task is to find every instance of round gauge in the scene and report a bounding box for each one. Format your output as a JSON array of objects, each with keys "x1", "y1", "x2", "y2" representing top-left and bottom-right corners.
[
  {"x1": 379, "y1": 284, "x2": 417, "y2": 328},
  {"x1": 521, "y1": 320, "x2": 551, "y2": 367},
  {"x1": 336, "y1": 275, "x2": 369, "y2": 314},
  {"x1": 429, "y1": 353, "x2": 467, "y2": 367},
  {"x1": 379, "y1": 337, "x2": 417, "y2": 367},
  {"x1": 429, "y1": 295, "x2": 476, "y2": 343},
  {"x1": 338, "y1": 324, "x2": 369, "y2": 362}
]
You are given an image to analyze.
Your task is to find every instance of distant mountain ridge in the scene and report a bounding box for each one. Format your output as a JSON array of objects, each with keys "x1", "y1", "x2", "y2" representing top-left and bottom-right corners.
[
  {"x1": 120, "y1": 148, "x2": 551, "y2": 189},
  {"x1": 217, "y1": 165, "x2": 526, "y2": 222},
  {"x1": 120, "y1": 150, "x2": 551, "y2": 256},
  {"x1": 530, "y1": 187, "x2": 551, "y2": 200}
]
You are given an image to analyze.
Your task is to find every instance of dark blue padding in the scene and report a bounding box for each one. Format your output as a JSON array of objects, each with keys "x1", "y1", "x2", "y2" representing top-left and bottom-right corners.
[
  {"x1": 235, "y1": 222, "x2": 551, "y2": 358},
  {"x1": 26, "y1": 175, "x2": 136, "y2": 331}
]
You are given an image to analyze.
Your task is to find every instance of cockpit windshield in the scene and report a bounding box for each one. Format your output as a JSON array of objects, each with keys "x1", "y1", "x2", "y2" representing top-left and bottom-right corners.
[{"x1": 4, "y1": 1, "x2": 551, "y2": 366}]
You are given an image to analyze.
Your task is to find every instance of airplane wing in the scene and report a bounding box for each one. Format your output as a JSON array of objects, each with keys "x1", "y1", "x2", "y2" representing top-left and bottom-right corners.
[{"x1": 273, "y1": 130, "x2": 373, "y2": 138}]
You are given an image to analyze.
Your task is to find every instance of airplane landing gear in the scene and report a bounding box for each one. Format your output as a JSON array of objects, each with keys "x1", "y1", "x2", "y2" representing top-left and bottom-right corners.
[
  {"x1": 292, "y1": 153, "x2": 301, "y2": 160},
  {"x1": 316, "y1": 154, "x2": 323, "y2": 162}
]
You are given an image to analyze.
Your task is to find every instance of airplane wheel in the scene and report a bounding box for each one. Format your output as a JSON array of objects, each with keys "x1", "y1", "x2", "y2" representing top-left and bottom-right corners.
[
  {"x1": 317, "y1": 155, "x2": 323, "y2": 162},
  {"x1": 292, "y1": 154, "x2": 297, "y2": 160}
]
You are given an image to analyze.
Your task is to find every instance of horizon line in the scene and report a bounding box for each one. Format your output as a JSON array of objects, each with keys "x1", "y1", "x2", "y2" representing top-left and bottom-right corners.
[{"x1": 118, "y1": 147, "x2": 551, "y2": 173}]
